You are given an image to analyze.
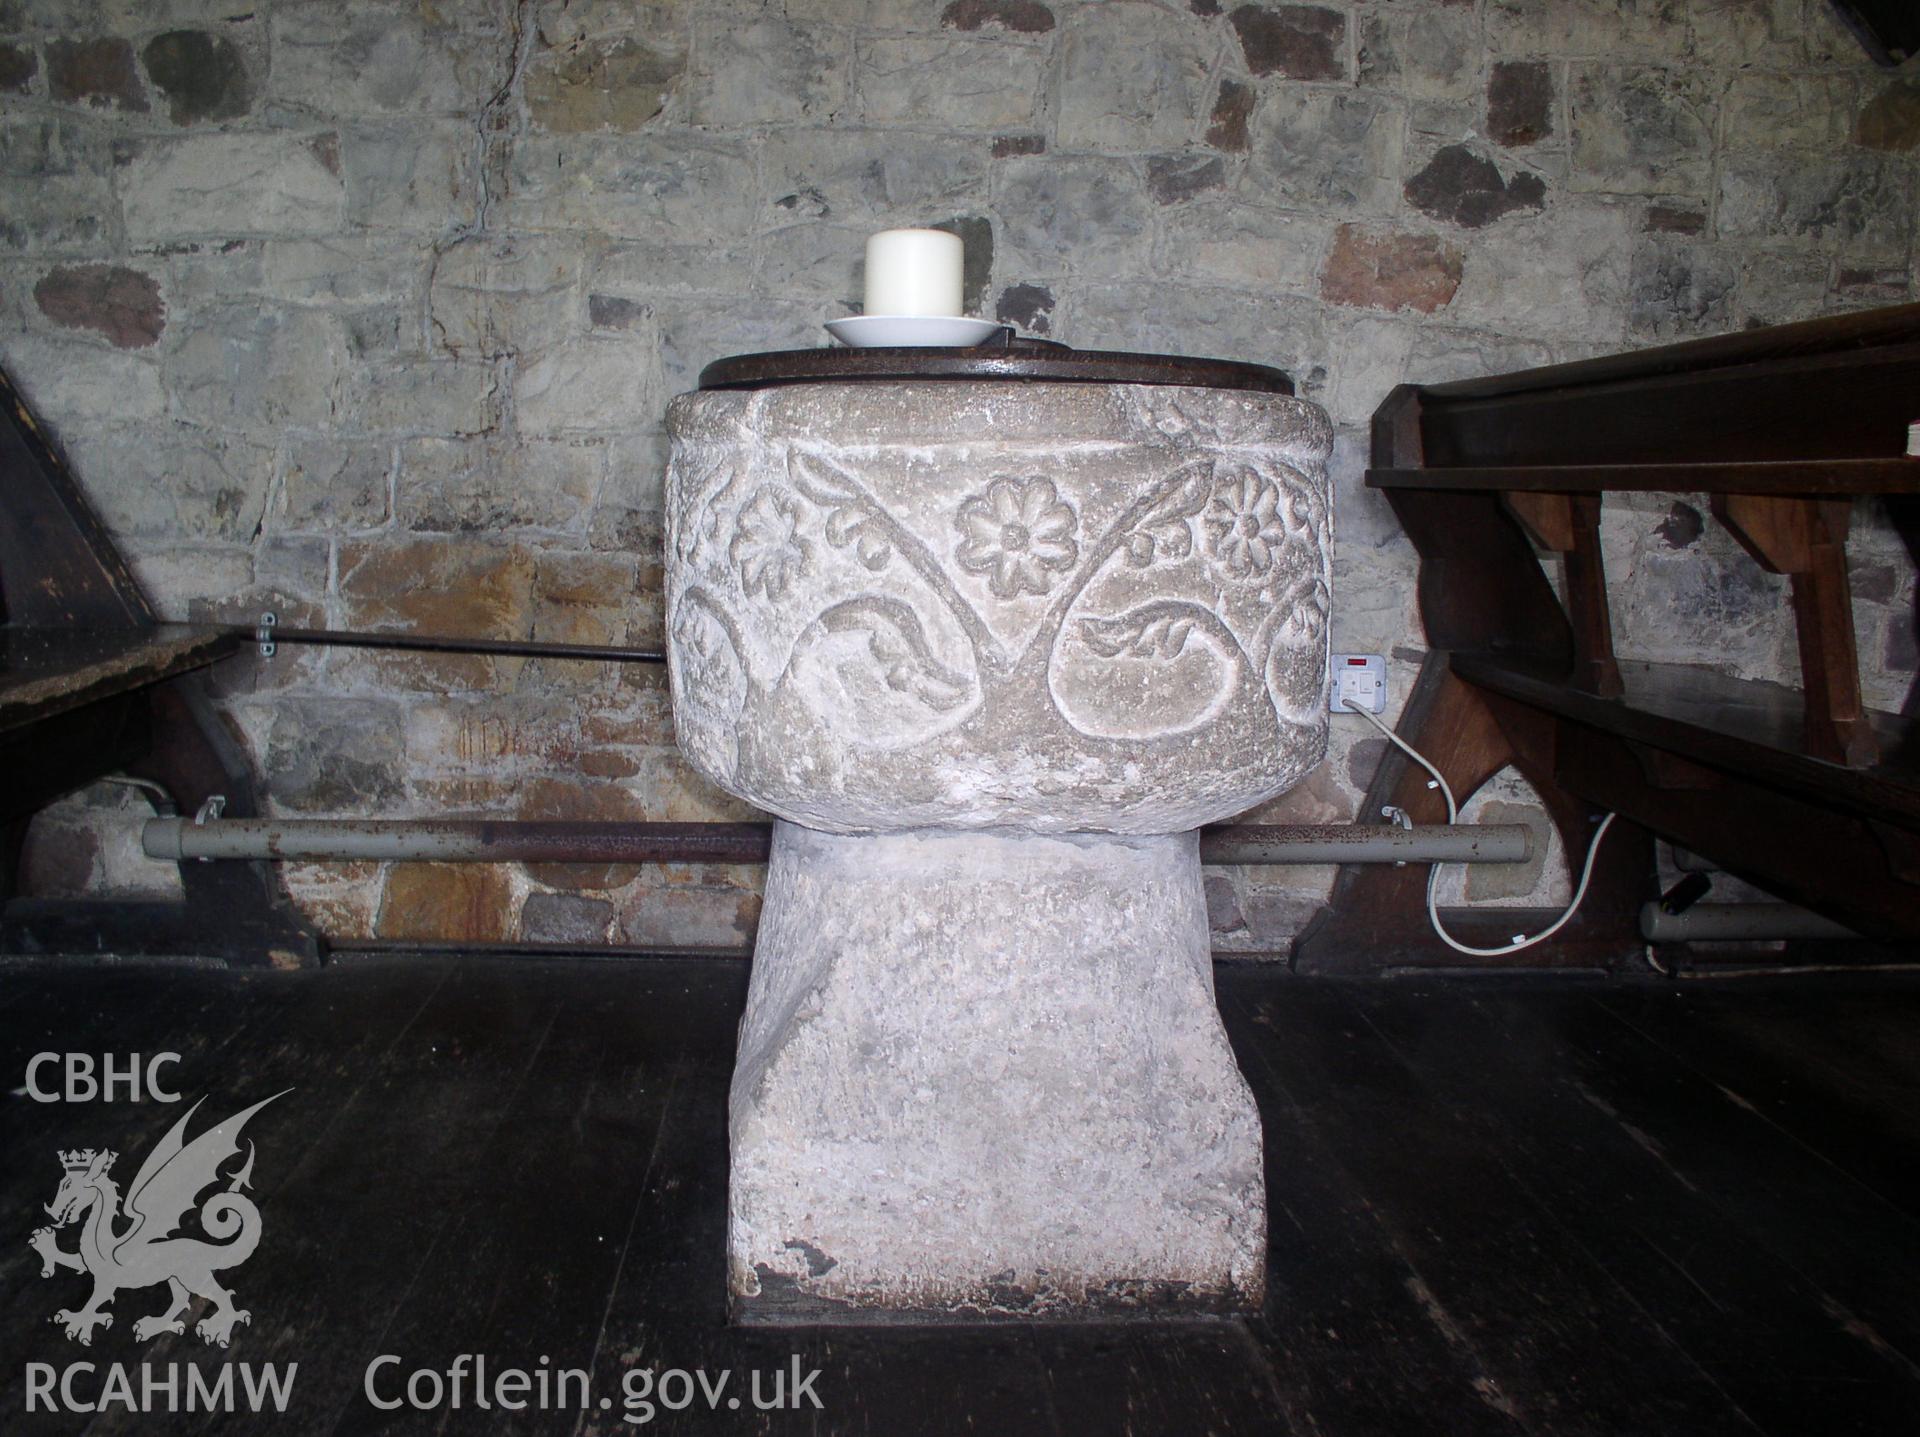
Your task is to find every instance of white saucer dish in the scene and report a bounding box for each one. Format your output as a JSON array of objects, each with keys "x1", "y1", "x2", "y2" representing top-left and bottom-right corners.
[{"x1": 825, "y1": 316, "x2": 1006, "y2": 348}]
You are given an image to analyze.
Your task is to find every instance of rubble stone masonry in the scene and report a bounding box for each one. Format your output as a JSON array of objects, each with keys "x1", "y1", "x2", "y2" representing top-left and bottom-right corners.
[{"x1": 2, "y1": 0, "x2": 1914, "y2": 949}]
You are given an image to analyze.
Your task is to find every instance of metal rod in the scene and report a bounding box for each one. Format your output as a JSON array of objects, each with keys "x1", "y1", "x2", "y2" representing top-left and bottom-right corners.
[
  {"x1": 144, "y1": 818, "x2": 1532, "y2": 866},
  {"x1": 224, "y1": 624, "x2": 666, "y2": 664},
  {"x1": 326, "y1": 939, "x2": 756, "y2": 962},
  {"x1": 145, "y1": 819, "x2": 772, "y2": 864},
  {"x1": 1639, "y1": 902, "x2": 1859, "y2": 943},
  {"x1": 1199, "y1": 823, "x2": 1531, "y2": 865}
]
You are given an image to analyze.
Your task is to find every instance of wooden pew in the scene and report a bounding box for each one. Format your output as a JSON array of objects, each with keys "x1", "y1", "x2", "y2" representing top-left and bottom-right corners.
[
  {"x1": 1295, "y1": 305, "x2": 1920, "y2": 972},
  {"x1": 0, "y1": 366, "x2": 319, "y2": 965}
]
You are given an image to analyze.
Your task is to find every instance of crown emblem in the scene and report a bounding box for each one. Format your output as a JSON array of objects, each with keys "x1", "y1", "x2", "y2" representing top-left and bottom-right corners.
[{"x1": 58, "y1": 1149, "x2": 100, "y2": 1172}]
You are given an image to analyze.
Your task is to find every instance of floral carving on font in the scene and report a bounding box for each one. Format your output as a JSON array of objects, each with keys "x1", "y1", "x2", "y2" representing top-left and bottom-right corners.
[
  {"x1": 1201, "y1": 469, "x2": 1287, "y2": 581},
  {"x1": 954, "y1": 476, "x2": 1080, "y2": 600},
  {"x1": 730, "y1": 487, "x2": 810, "y2": 601}
]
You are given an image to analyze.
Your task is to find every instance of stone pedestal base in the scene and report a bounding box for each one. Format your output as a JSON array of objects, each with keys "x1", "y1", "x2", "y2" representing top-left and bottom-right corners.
[{"x1": 729, "y1": 821, "x2": 1266, "y2": 1323}]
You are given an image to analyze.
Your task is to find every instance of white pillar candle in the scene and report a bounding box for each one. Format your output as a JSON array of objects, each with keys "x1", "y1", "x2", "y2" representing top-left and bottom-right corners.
[{"x1": 863, "y1": 228, "x2": 964, "y2": 318}]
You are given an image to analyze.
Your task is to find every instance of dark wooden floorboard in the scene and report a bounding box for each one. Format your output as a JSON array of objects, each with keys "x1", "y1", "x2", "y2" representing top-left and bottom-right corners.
[
  {"x1": 61, "y1": 959, "x2": 455, "y2": 1437},
  {"x1": 1219, "y1": 983, "x2": 1529, "y2": 1437},
  {"x1": 1351, "y1": 984, "x2": 1920, "y2": 1436},
  {"x1": 1026, "y1": 1321, "x2": 1289, "y2": 1437},
  {"x1": 0, "y1": 969, "x2": 228, "y2": 1178},
  {"x1": 0, "y1": 967, "x2": 282, "y2": 1151},
  {"x1": 320, "y1": 981, "x2": 676, "y2": 1437},
  {"x1": 4, "y1": 959, "x2": 1920, "y2": 1436},
  {"x1": 1591, "y1": 985, "x2": 1920, "y2": 1225},
  {"x1": 442, "y1": 989, "x2": 729, "y2": 1437},
  {"x1": 194, "y1": 960, "x2": 570, "y2": 1437},
  {"x1": 1223, "y1": 975, "x2": 1764, "y2": 1437},
  {"x1": 1530, "y1": 990, "x2": 1920, "y2": 1382}
]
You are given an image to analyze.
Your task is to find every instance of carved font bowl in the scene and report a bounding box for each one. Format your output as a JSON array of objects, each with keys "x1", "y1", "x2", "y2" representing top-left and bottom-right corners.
[{"x1": 665, "y1": 380, "x2": 1334, "y2": 834}]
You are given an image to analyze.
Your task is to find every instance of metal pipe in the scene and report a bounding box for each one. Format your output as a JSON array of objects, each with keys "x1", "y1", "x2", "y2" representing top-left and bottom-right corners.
[
  {"x1": 1197, "y1": 823, "x2": 1531, "y2": 865},
  {"x1": 145, "y1": 819, "x2": 772, "y2": 865},
  {"x1": 145, "y1": 818, "x2": 1532, "y2": 866},
  {"x1": 1639, "y1": 901, "x2": 1859, "y2": 943},
  {"x1": 223, "y1": 623, "x2": 666, "y2": 665},
  {"x1": 326, "y1": 938, "x2": 755, "y2": 962}
]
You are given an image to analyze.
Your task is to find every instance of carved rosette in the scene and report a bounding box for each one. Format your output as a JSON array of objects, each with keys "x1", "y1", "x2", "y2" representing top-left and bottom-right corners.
[{"x1": 665, "y1": 380, "x2": 1334, "y2": 834}]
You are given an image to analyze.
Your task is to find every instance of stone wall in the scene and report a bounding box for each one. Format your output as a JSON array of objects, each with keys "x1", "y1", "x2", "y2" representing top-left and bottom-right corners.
[{"x1": 3, "y1": 0, "x2": 1915, "y2": 952}]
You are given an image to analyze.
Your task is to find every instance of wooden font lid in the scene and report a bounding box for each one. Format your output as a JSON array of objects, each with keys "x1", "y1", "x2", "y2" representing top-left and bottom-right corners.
[{"x1": 698, "y1": 333, "x2": 1294, "y2": 395}]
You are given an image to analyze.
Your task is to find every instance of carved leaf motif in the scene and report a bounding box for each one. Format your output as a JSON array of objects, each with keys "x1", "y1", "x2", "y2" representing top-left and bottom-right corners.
[
  {"x1": 1283, "y1": 575, "x2": 1330, "y2": 636},
  {"x1": 1122, "y1": 459, "x2": 1212, "y2": 568},
  {"x1": 1146, "y1": 460, "x2": 1216, "y2": 527},
  {"x1": 1304, "y1": 577, "x2": 1330, "y2": 628},
  {"x1": 823, "y1": 506, "x2": 862, "y2": 545},
  {"x1": 1052, "y1": 595, "x2": 1242, "y2": 741},
  {"x1": 669, "y1": 451, "x2": 735, "y2": 563},
  {"x1": 825, "y1": 503, "x2": 893, "y2": 571},
  {"x1": 1078, "y1": 600, "x2": 1210, "y2": 660},
  {"x1": 797, "y1": 453, "x2": 893, "y2": 570},
  {"x1": 815, "y1": 597, "x2": 972, "y2": 712},
  {"x1": 788, "y1": 449, "x2": 864, "y2": 507},
  {"x1": 1150, "y1": 515, "x2": 1197, "y2": 561}
]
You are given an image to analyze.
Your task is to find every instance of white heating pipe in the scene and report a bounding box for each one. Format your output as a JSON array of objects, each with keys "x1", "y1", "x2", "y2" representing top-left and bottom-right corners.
[
  {"x1": 1639, "y1": 902, "x2": 1859, "y2": 943},
  {"x1": 143, "y1": 819, "x2": 1533, "y2": 867}
]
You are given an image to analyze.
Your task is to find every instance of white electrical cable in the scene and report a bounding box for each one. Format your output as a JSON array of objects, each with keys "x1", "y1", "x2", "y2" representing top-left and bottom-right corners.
[{"x1": 1349, "y1": 704, "x2": 1618, "y2": 957}]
